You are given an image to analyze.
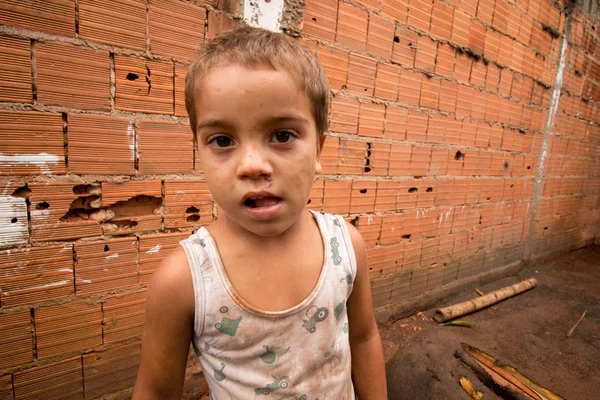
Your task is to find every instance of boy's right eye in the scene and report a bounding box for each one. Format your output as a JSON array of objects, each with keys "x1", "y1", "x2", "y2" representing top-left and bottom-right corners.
[{"x1": 208, "y1": 136, "x2": 234, "y2": 148}]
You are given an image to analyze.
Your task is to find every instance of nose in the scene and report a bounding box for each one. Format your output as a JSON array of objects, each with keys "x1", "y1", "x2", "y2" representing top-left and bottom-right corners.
[{"x1": 236, "y1": 144, "x2": 273, "y2": 180}]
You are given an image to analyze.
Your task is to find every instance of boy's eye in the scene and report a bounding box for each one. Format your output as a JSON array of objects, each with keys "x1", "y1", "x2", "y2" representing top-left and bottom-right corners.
[
  {"x1": 209, "y1": 136, "x2": 234, "y2": 148},
  {"x1": 271, "y1": 130, "x2": 296, "y2": 144}
]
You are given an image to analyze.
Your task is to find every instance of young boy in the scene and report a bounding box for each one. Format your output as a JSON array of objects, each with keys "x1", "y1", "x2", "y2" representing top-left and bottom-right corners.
[{"x1": 133, "y1": 27, "x2": 387, "y2": 399}]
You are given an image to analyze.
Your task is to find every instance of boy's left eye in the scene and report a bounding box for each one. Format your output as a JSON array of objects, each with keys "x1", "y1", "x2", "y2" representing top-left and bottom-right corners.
[{"x1": 270, "y1": 130, "x2": 296, "y2": 144}]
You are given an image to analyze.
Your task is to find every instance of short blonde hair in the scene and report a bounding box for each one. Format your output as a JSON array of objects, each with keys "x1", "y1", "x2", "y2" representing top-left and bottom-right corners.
[{"x1": 185, "y1": 26, "x2": 329, "y2": 137}]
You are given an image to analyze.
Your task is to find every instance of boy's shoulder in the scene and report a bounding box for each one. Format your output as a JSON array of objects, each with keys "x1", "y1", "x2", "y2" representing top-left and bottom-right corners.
[{"x1": 148, "y1": 245, "x2": 195, "y2": 314}]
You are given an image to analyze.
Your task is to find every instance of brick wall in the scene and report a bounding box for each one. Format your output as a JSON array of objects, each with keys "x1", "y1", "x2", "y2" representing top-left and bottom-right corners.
[{"x1": 0, "y1": 0, "x2": 598, "y2": 399}]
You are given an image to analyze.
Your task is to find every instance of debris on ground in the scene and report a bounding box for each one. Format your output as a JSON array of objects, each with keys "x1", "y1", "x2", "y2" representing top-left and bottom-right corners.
[
  {"x1": 439, "y1": 320, "x2": 473, "y2": 328},
  {"x1": 566, "y1": 310, "x2": 587, "y2": 337},
  {"x1": 459, "y1": 376, "x2": 484, "y2": 400},
  {"x1": 434, "y1": 278, "x2": 537, "y2": 322}
]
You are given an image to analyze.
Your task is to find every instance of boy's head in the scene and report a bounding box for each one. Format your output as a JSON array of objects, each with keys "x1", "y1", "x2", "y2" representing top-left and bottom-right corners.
[{"x1": 185, "y1": 26, "x2": 329, "y2": 138}]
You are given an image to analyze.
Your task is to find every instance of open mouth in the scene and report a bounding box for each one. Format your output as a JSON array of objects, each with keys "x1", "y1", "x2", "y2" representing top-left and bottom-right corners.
[{"x1": 244, "y1": 196, "x2": 281, "y2": 208}]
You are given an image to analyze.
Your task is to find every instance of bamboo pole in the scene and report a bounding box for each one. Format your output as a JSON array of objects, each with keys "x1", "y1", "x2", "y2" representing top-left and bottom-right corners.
[{"x1": 434, "y1": 278, "x2": 537, "y2": 323}]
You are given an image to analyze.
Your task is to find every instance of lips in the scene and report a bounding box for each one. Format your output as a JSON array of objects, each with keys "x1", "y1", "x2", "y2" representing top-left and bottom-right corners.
[
  {"x1": 242, "y1": 192, "x2": 282, "y2": 219},
  {"x1": 243, "y1": 192, "x2": 281, "y2": 208}
]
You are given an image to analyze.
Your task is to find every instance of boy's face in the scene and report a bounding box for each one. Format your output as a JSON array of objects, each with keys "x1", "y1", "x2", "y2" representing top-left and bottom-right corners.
[{"x1": 194, "y1": 64, "x2": 325, "y2": 237}]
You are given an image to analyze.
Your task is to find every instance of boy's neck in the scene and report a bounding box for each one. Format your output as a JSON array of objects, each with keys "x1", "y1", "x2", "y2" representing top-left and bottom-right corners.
[{"x1": 208, "y1": 209, "x2": 315, "y2": 249}]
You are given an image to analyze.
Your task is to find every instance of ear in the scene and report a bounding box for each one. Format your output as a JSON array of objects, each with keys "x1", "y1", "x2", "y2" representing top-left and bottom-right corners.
[{"x1": 315, "y1": 135, "x2": 327, "y2": 174}]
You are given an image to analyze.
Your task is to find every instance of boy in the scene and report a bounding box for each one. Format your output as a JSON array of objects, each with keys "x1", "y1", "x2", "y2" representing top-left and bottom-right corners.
[{"x1": 133, "y1": 27, "x2": 387, "y2": 399}]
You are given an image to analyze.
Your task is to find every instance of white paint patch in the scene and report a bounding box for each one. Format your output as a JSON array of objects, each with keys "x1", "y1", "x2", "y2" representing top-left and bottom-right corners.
[
  {"x1": 127, "y1": 121, "x2": 135, "y2": 161},
  {"x1": 146, "y1": 244, "x2": 162, "y2": 254},
  {"x1": 80, "y1": 279, "x2": 92, "y2": 284},
  {"x1": 25, "y1": 280, "x2": 71, "y2": 291},
  {"x1": 244, "y1": 0, "x2": 284, "y2": 32},
  {"x1": 57, "y1": 268, "x2": 73, "y2": 273},
  {"x1": 0, "y1": 152, "x2": 63, "y2": 175},
  {"x1": 0, "y1": 196, "x2": 28, "y2": 247},
  {"x1": 106, "y1": 253, "x2": 119, "y2": 260}
]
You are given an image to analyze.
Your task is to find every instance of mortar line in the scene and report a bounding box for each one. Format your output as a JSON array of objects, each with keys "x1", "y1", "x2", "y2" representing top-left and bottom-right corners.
[
  {"x1": 524, "y1": 13, "x2": 572, "y2": 261},
  {"x1": 30, "y1": 39, "x2": 37, "y2": 104}
]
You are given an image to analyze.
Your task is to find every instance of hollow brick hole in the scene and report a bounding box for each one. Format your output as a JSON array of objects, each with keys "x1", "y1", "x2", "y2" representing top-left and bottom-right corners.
[
  {"x1": 364, "y1": 143, "x2": 372, "y2": 173},
  {"x1": 408, "y1": 187, "x2": 418, "y2": 193},
  {"x1": 455, "y1": 151, "x2": 465, "y2": 161}
]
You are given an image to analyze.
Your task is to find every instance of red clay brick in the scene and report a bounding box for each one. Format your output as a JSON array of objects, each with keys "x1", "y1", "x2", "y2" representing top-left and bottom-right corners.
[
  {"x1": 0, "y1": 245, "x2": 73, "y2": 308},
  {"x1": 164, "y1": 180, "x2": 213, "y2": 229},
  {"x1": 138, "y1": 120, "x2": 193, "y2": 174},
  {"x1": 317, "y1": 45, "x2": 349, "y2": 90},
  {"x1": 485, "y1": 93, "x2": 500, "y2": 122},
  {"x1": 385, "y1": 106, "x2": 408, "y2": 140},
  {"x1": 139, "y1": 232, "x2": 189, "y2": 282},
  {"x1": 28, "y1": 182, "x2": 103, "y2": 242},
  {"x1": 68, "y1": 113, "x2": 135, "y2": 175},
  {"x1": 114, "y1": 55, "x2": 174, "y2": 114},
  {"x1": 468, "y1": 21, "x2": 485, "y2": 55},
  {"x1": 485, "y1": 63, "x2": 500, "y2": 91},
  {"x1": 506, "y1": 3, "x2": 521, "y2": 39},
  {"x1": 471, "y1": 90, "x2": 487, "y2": 119},
  {"x1": 477, "y1": 0, "x2": 495, "y2": 24},
  {"x1": 103, "y1": 289, "x2": 146, "y2": 344},
  {"x1": 350, "y1": 180, "x2": 376, "y2": 213},
  {"x1": 347, "y1": 53, "x2": 377, "y2": 95},
  {"x1": 382, "y1": 0, "x2": 409, "y2": 23},
  {"x1": 338, "y1": 138, "x2": 366, "y2": 174},
  {"x1": 0, "y1": 36, "x2": 30, "y2": 103},
  {"x1": 207, "y1": 10, "x2": 239, "y2": 39},
  {"x1": 519, "y1": 14, "x2": 533, "y2": 44},
  {"x1": 415, "y1": 35, "x2": 437, "y2": 72},
  {"x1": 454, "y1": 51, "x2": 472, "y2": 83},
  {"x1": 319, "y1": 136, "x2": 339, "y2": 174},
  {"x1": 368, "y1": 247, "x2": 385, "y2": 278},
  {"x1": 303, "y1": 0, "x2": 338, "y2": 42},
  {"x1": 74, "y1": 237, "x2": 138, "y2": 295},
  {"x1": 323, "y1": 180, "x2": 352, "y2": 214},
  {"x1": 13, "y1": 357, "x2": 83, "y2": 400},
  {"x1": 408, "y1": 0, "x2": 432, "y2": 32},
  {"x1": 435, "y1": 43, "x2": 455, "y2": 78},
  {"x1": 407, "y1": 109, "x2": 429, "y2": 142},
  {"x1": 380, "y1": 213, "x2": 403, "y2": 244},
  {"x1": 83, "y1": 342, "x2": 141, "y2": 399},
  {"x1": 493, "y1": 0, "x2": 509, "y2": 32},
  {"x1": 0, "y1": 0, "x2": 74, "y2": 36},
  {"x1": 397, "y1": 181, "x2": 418, "y2": 210},
  {"x1": 375, "y1": 62, "x2": 401, "y2": 101},
  {"x1": 455, "y1": 84, "x2": 474, "y2": 116},
  {"x1": 461, "y1": 119, "x2": 477, "y2": 146},
  {"x1": 398, "y1": 69, "x2": 422, "y2": 106},
  {"x1": 419, "y1": 77, "x2": 440, "y2": 109},
  {"x1": 484, "y1": 28, "x2": 501, "y2": 61},
  {"x1": 460, "y1": 0, "x2": 478, "y2": 16},
  {"x1": 498, "y1": 35, "x2": 513, "y2": 66},
  {"x1": 445, "y1": 117, "x2": 462, "y2": 144},
  {"x1": 0, "y1": 310, "x2": 32, "y2": 370},
  {"x1": 358, "y1": 102, "x2": 385, "y2": 138},
  {"x1": 0, "y1": 375, "x2": 11, "y2": 399},
  {"x1": 79, "y1": 0, "x2": 146, "y2": 50},
  {"x1": 438, "y1": 80, "x2": 457, "y2": 113},
  {"x1": 427, "y1": 113, "x2": 446, "y2": 144},
  {"x1": 337, "y1": 2, "x2": 368, "y2": 50},
  {"x1": 0, "y1": 110, "x2": 65, "y2": 176},
  {"x1": 375, "y1": 181, "x2": 399, "y2": 211},
  {"x1": 410, "y1": 145, "x2": 431, "y2": 176},
  {"x1": 389, "y1": 143, "x2": 411, "y2": 176},
  {"x1": 401, "y1": 210, "x2": 421, "y2": 239},
  {"x1": 174, "y1": 64, "x2": 188, "y2": 117},
  {"x1": 367, "y1": 13, "x2": 394, "y2": 59},
  {"x1": 356, "y1": 215, "x2": 383, "y2": 247},
  {"x1": 36, "y1": 301, "x2": 102, "y2": 359},
  {"x1": 330, "y1": 96, "x2": 359, "y2": 134},
  {"x1": 357, "y1": 0, "x2": 382, "y2": 9},
  {"x1": 365, "y1": 142, "x2": 390, "y2": 176},
  {"x1": 429, "y1": 145, "x2": 449, "y2": 175},
  {"x1": 392, "y1": 26, "x2": 417, "y2": 67},
  {"x1": 37, "y1": 42, "x2": 110, "y2": 110},
  {"x1": 452, "y1": 10, "x2": 470, "y2": 47},
  {"x1": 431, "y1": 0, "x2": 453, "y2": 40}
]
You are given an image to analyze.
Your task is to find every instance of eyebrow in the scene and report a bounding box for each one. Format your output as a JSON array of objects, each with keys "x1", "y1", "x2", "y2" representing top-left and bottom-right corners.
[{"x1": 196, "y1": 115, "x2": 310, "y2": 131}]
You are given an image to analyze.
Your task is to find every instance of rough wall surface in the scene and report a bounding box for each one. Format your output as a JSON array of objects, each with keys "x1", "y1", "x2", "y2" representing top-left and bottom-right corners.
[{"x1": 0, "y1": 0, "x2": 598, "y2": 398}]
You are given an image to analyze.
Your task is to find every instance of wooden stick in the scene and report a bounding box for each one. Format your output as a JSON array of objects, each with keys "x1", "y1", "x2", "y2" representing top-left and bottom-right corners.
[
  {"x1": 567, "y1": 310, "x2": 587, "y2": 337},
  {"x1": 475, "y1": 288, "x2": 485, "y2": 296},
  {"x1": 434, "y1": 278, "x2": 537, "y2": 323}
]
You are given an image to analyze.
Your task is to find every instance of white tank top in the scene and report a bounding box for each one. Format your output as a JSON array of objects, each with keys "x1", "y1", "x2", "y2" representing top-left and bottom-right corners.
[{"x1": 179, "y1": 211, "x2": 357, "y2": 399}]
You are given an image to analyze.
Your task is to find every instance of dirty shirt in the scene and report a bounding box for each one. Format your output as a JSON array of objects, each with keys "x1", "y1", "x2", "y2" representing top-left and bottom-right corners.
[{"x1": 179, "y1": 211, "x2": 357, "y2": 400}]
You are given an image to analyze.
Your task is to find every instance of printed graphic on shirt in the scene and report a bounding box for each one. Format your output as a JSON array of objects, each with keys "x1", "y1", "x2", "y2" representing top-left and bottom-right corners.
[
  {"x1": 214, "y1": 363, "x2": 227, "y2": 382},
  {"x1": 215, "y1": 316, "x2": 242, "y2": 336},
  {"x1": 330, "y1": 237, "x2": 342, "y2": 266},
  {"x1": 292, "y1": 395, "x2": 308, "y2": 400},
  {"x1": 340, "y1": 274, "x2": 353, "y2": 284},
  {"x1": 254, "y1": 376, "x2": 290, "y2": 395},
  {"x1": 334, "y1": 301, "x2": 345, "y2": 320},
  {"x1": 302, "y1": 305, "x2": 329, "y2": 333},
  {"x1": 192, "y1": 341, "x2": 201, "y2": 357},
  {"x1": 343, "y1": 322, "x2": 349, "y2": 334},
  {"x1": 260, "y1": 345, "x2": 291, "y2": 364}
]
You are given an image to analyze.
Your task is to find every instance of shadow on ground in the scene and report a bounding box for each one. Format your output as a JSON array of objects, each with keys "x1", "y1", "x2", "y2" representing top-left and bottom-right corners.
[{"x1": 382, "y1": 246, "x2": 600, "y2": 400}]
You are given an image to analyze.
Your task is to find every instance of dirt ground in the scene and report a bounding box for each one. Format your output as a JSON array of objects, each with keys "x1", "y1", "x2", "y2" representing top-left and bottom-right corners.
[{"x1": 382, "y1": 246, "x2": 600, "y2": 400}]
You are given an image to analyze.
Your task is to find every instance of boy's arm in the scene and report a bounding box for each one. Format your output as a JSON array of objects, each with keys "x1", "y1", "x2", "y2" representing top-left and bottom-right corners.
[
  {"x1": 132, "y1": 246, "x2": 195, "y2": 400},
  {"x1": 346, "y1": 223, "x2": 388, "y2": 400}
]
